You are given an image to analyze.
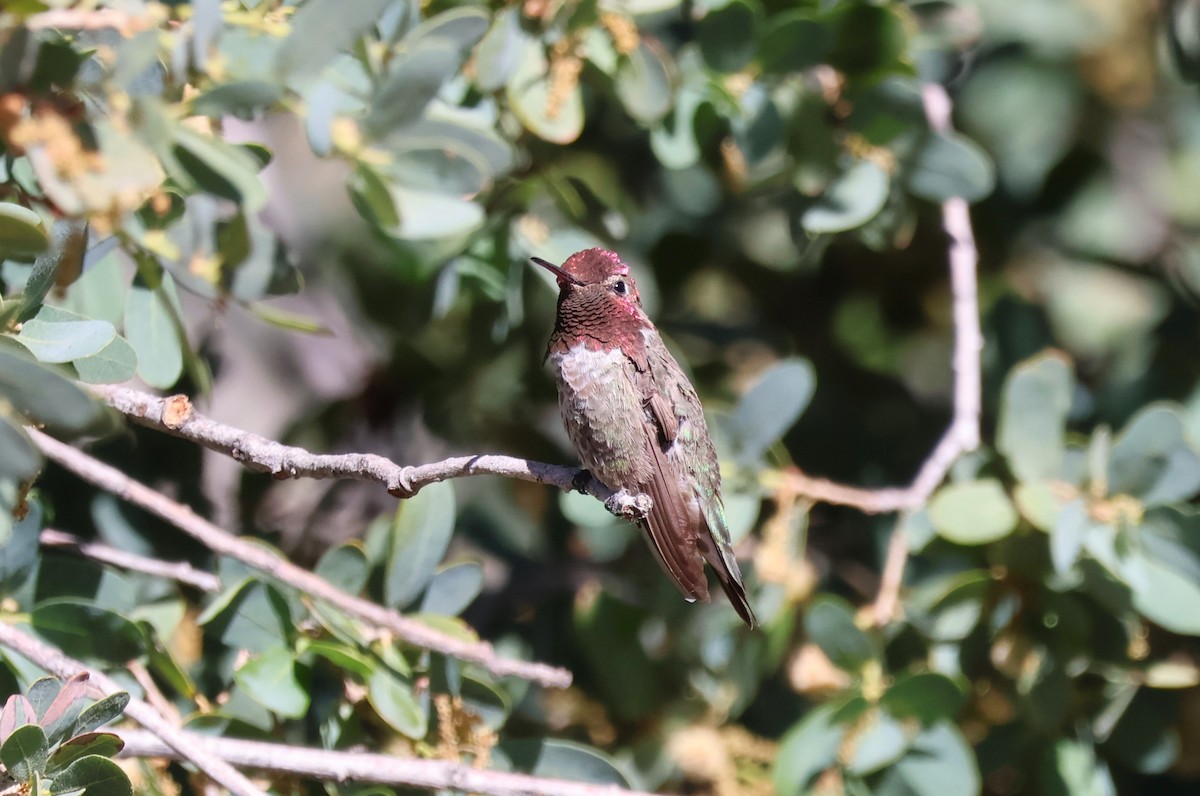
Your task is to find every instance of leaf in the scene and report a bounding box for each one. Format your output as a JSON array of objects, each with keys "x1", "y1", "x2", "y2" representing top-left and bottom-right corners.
[
  {"x1": 774, "y1": 703, "x2": 843, "y2": 794},
  {"x1": 846, "y1": 710, "x2": 910, "y2": 776},
  {"x1": 299, "y1": 639, "x2": 374, "y2": 679},
  {"x1": 30, "y1": 601, "x2": 146, "y2": 663},
  {"x1": 0, "y1": 412, "x2": 40, "y2": 482},
  {"x1": 16, "y1": 316, "x2": 115, "y2": 364},
  {"x1": 190, "y1": 81, "x2": 283, "y2": 119},
  {"x1": 1108, "y1": 404, "x2": 1200, "y2": 506},
  {"x1": 17, "y1": 219, "x2": 87, "y2": 322},
  {"x1": 314, "y1": 542, "x2": 370, "y2": 595},
  {"x1": 124, "y1": 279, "x2": 184, "y2": 389},
  {"x1": 760, "y1": 11, "x2": 832, "y2": 74},
  {"x1": 801, "y1": 160, "x2": 889, "y2": 233},
  {"x1": 71, "y1": 334, "x2": 138, "y2": 384},
  {"x1": 0, "y1": 723, "x2": 49, "y2": 782},
  {"x1": 803, "y1": 595, "x2": 877, "y2": 672},
  {"x1": 907, "y1": 132, "x2": 996, "y2": 203},
  {"x1": 1041, "y1": 738, "x2": 1115, "y2": 796},
  {"x1": 727, "y1": 357, "x2": 815, "y2": 464},
  {"x1": 385, "y1": 480, "x2": 456, "y2": 608},
  {"x1": 46, "y1": 733, "x2": 124, "y2": 776},
  {"x1": 172, "y1": 126, "x2": 267, "y2": 212},
  {"x1": 274, "y1": 0, "x2": 394, "y2": 81},
  {"x1": 0, "y1": 202, "x2": 49, "y2": 258},
  {"x1": 200, "y1": 580, "x2": 292, "y2": 653},
  {"x1": 406, "y1": 6, "x2": 491, "y2": 54},
  {"x1": 363, "y1": 41, "x2": 463, "y2": 139},
  {"x1": 0, "y1": 342, "x2": 108, "y2": 434},
  {"x1": 615, "y1": 40, "x2": 674, "y2": 124},
  {"x1": 0, "y1": 694, "x2": 37, "y2": 745},
  {"x1": 497, "y1": 739, "x2": 633, "y2": 787},
  {"x1": 235, "y1": 648, "x2": 310, "y2": 719},
  {"x1": 893, "y1": 721, "x2": 981, "y2": 796},
  {"x1": 881, "y1": 673, "x2": 967, "y2": 726},
  {"x1": 367, "y1": 666, "x2": 427, "y2": 739},
  {"x1": 46, "y1": 754, "x2": 131, "y2": 796},
  {"x1": 419, "y1": 562, "x2": 483, "y2": 616},
  {"x1": 70, "y1": 693, "x2": 129, "y2": 737},
  {"x1": 1129, "y1": 553, "x2": 1200, "y2": 635},
  {"x1": 697, "y1": 0, "x2": 759, "y2": 73},
  {"x1": 474, "y1": 7, "x2": 526, "y2": 92},
  {"x1": 507, "y1": 41, "x2": 583, "y2": 144},
  {"x1": 38, "y1": 672, "x2": 89, "y2": 745},
  {"x1": 997, "y1": 352, "x2": 1073, "y2": 483},
  {"x1": 391, "y1": 187, "x2": 484, "y2": 241},
  {"x1": 929, "y1": 480, "x2": 1019, "y2": 545}
]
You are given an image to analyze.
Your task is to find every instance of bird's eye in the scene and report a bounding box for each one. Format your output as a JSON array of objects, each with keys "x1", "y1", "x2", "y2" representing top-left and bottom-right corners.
[{"x1": 613, "y1": 280, "x2": 627, "y2": 295}]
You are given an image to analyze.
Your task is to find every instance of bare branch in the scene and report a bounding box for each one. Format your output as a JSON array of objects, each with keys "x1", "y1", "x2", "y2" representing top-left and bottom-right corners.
[
  {"x1": 39, "y1": 528, "x2": 220, "y2": 592},
  {"x1": 117, "y1": 728, "x2": 661, "y2": 796},
  {"x1": 0, "y1": 622, "x2": 267, "y2": 796},
  {"x1": 871, "y1": 82, "x2": 983, "y2": 624},
  {"x1": 29, "y1": 430, "x2": 573, "y2": 689},
  {"x1": 90, "y1": 386, "x2": 628, "y2": 510}
]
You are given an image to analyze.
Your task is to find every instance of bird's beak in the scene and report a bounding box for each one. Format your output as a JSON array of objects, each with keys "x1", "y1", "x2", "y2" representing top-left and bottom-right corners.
[{"x1": 530, "y1": 257, "x2": 584, "y2": 287}]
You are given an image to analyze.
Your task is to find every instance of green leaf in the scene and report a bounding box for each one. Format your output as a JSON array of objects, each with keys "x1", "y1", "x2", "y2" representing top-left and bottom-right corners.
[
  {"x1": 46, "y1": 754, "x2": 131, "y2": 796},
  {"x1": 299, "y1": 639, "x2": 374, "y2": 679},
  {"x1": 507, "y1": 41, "x2": 583, "y2": 144},
  {"x1": 30, "y1": 600, "x2": 145, "y2": 663},
  {"x1": 201, "y1": 579, "x2": 292, "y2": 653},
  {"x1": 274, "y1": 0, "x2": 394, "y2": 81},
  {"x1": 923, "y1": 570, "x2": 990, "y2": 641},
  {"x1": 314, "y1": 542, "x2": 370, "y2": 595},
  {"x1": 124, "y1": 278, "x2": 184, "y2": 389},
  {"x1": 882, "y1": 673, "x2": 967, "y2": 726},
  {"x1": 0, "y1": 342, "x2": 108, "y2": 435},
  {"x1": 406, "y1": 6, "x2": 491, "y2": 54},
  {"x1": 497, "y1": 739, "x2": 633, "y2": 787},
  {"x1": 71, "y1": 334, "x2": 138, "y2": 384},
  {"x1": 363, "y1": 42, "x2": 463, "y2": 139},
  {"x1": 760, "y1": 11, "x2": 832, "y2": 74},
  {"x1": 419, "y1": 562, "x2": 483, "y2": 616},
  {"x1": 0, "y1": 694, "x2": 37, "y2": 745},
  {"x1": 615, "y1": 40, "x2": 674, "y2": 124},
  {"x1": 907, "y1": 132, "x2": 996, "y2": 203},
  {"x1": 893, "y1": 721, "x2": 980, "y2": 796},
  {"x1": 846, "y1": 710, "x2": 910, "y2": 776},
  {"x1": 0, "y1": 202, "x2": 49, "y2": 258},
  {"x1": 46, "y1": 733, "x2": 124, "y2": 776},
  {"x1": 70, "y1": 693, "x2": 129, "y2": 737},
  {"x1": 1129, "y1": 553, "x2": 1200, "y2": 635},
  {"x1": 774, "y1": 702, "x2": 843, "y2": 794},
  {"x1": 803, "y1": 595, "x2": 877, "y2": 672},
  {"x1": 367, "y1": 666, "x2": 427, "y2": 739},
  {"x1": 929, "y1": 479, "x2": 1018, "y2": 545},
  {"x1": 801, "y1": 160, "x2": 889, "y2": 233},
  {"x1": 1108, "y1": 404, "x2": 1200, "y2": 506},
  {"x1": 39, "y1": 673, "x2": 89, "y2": 745},
  {"x1": 190, "y1": 81, "x2": 283, "y2": 119},
  {"x1": 0, "y1": 411, "x2": 40, "y2": 481},
  {"x1": 235, "y1": 648, "x2": 310, "y2": 719},
  {"x1": 0, "y1": 723, "x2": 49, "y2": 782},
  {"x1": 727, "y1": 357, "x2": 815, "y2": 464},
  {"x1": 385, "y1": 480, "x2": 455, "y2": 608},
  {"x1": 997, "y1": 352, "x2": 1073, "y2": 483},
  {"x1": 172, "y1": 126, "x2": 267, "y2": 212},
  {"x1": 16, "y1": 316, "x2": 115, "y2": 364},
  {"x1": 390, "y1": 187, "x2": 484, "y2": 241},
  {"x1": 17, "y1": 220, "x2": 87, "y2": 322},
  {"x1": 1041, "y1": 738, "x2": 1114, "y2": 796},
  {"x1": 697, "y1": 0, "x2": 759, "y2": 73},
  {"x1": 474, "y1": 7, "x2": 526, "y2": 92}
]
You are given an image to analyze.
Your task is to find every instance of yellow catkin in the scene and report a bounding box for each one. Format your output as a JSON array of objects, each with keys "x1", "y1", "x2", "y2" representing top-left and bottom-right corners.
[
  {"x1": 599, "y1": 12, "x2": 640, "y2": 55},
  {"x1": 546, "y1": 39, "x2": 583, "y2": 122}
]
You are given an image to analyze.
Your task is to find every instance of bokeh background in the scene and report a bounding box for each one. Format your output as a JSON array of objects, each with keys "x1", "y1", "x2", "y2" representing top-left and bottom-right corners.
[{"x1": 4, "y1": 0, "x2": 1200, "y2": 793}]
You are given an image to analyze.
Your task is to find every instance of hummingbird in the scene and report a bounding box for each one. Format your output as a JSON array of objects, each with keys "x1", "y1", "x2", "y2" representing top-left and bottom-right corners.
[{"x1": 532, "y1": 248, "x2": 756, "y2": 627}]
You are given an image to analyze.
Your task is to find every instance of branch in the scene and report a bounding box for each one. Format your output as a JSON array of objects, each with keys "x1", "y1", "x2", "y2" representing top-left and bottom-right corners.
[
  {"x1": 90, "y1": 386, "x2": 627, "y2": 509},
  {"x1": 870, "y1": 83, "x2": 983, "y2": 623},
  {"x1": 39, "y1": 528, "x2": 220, "y2": 592},
  {"x1": 28, "y1": 430, "x2": 573, "y2": 690},
  {"x1": 116, "y1": 728, "x2": 661, "y2": 796},
  {"x1": 0, "y1": 622, "x2": 267, "y2": 796}
]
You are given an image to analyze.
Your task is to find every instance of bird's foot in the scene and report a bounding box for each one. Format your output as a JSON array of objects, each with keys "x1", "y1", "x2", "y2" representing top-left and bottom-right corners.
[
  {"x1": 604, "y1": 490, "x2": 654, "y2": 522},
  {"x1": 571, "y1": 469, "x2": 594, "y2": 494}
]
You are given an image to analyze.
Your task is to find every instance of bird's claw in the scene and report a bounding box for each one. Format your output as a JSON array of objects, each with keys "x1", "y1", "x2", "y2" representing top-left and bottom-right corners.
[
  {"x1": 604, "y1": 490, "x2": 653, "y2": 522},
  {"x1": 571, "y1": 469, "x2": 593, "y2": 494}
]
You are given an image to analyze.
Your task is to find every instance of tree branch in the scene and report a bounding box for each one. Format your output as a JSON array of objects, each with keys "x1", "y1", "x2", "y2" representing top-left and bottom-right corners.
[
  {"x1": 0, "y1": 621, "x2": 267, "y2": 796},
  {"x1": 870, "y1": 82, "x2": 983, "y2": 623},
  {"x1": 116, "y1": 728, "x2": 661, "y2": 796},
  {"x1": 39, "y1": 528, "x2": 220, "y2": 593},
  {"x1": 28, "y1": 429, "x2": 573, "y2": 689}
]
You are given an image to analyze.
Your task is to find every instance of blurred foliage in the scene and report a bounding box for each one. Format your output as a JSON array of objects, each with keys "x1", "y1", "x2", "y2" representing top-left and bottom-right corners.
[{"x1": 1, "y1": 0, "x2": 1200, "y2": 794}]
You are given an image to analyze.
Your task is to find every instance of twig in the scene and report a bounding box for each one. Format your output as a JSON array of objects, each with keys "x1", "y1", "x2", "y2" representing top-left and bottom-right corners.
[
  {"x1": 117, "y1": 728, "x2": 662, "y2": 796},
  {"x1": 39, "y1": 528, "x2": 220, "y2": 592},
  {"x1": 90, "y1": 386, "x2": 625, "y2": 509},
  {"x1": 869, "y1": 83, "x2": 983, "y2": 623},
  {"x1": 29, "y1": 430, "x2": 573, "y2": 690},
  {"x1": 0, "y1": 621, "x2": 267, "y2": 796}
]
